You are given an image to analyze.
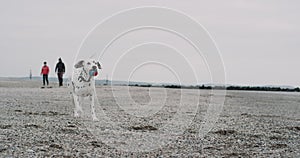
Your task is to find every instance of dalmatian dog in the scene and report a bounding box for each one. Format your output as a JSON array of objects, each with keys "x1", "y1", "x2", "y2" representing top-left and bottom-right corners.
[{"x1": 71, "y1": 59, "x2": 102, "y2": 121}]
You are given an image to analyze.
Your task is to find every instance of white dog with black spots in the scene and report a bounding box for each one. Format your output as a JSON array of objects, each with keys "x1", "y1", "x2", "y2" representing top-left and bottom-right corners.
[{"x1": 71, "y1": 59, "x2": 102, "y2": 121}]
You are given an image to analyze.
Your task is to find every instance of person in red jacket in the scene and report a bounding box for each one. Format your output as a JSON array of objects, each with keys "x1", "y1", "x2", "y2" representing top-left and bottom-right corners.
[{"x1": 41, "y1": 61, "x2": 50, "y2": 86}]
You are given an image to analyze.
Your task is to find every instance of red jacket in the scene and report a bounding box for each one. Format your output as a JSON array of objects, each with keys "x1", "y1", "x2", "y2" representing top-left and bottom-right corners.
[{"x1": 41, "y1": 66, "x2": 49, "y2": 75}]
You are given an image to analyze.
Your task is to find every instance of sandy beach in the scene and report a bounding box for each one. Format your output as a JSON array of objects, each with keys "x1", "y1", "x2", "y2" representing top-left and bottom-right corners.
[{"x1": 0, "y1": 79, "x2": 299, "y2": 157}]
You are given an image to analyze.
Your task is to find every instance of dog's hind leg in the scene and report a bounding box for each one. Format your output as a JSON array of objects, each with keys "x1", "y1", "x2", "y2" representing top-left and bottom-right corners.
[{"x1": 90, "y1": 95, "x2": 98, "y2": 121}]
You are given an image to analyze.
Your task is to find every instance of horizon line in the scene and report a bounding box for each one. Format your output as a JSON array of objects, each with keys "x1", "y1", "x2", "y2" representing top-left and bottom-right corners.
[{"x1": 0, "y1": 76, "x2": 299, "y2": 88}]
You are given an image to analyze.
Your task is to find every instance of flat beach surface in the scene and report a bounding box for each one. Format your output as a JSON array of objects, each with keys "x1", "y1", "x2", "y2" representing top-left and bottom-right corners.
[{"x1": 0, "y1": 79, "x2": 299, "y2": 157}]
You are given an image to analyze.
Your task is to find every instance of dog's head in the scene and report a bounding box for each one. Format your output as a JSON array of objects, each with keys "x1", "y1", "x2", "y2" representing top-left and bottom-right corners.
[{"x1": 74, "y1": 59, "x2": 102, "y2": 77}]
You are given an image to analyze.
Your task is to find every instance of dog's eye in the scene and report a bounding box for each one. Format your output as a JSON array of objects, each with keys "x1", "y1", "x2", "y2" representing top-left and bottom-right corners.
[{"x1": 87, "y1": 62, "x2": 91, "y2": 65}]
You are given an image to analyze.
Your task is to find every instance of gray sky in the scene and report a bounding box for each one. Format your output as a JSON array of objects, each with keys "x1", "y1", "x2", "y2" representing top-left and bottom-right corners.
[{"x1": 0, "y1": 0, "x2": 299, "y2": 86}]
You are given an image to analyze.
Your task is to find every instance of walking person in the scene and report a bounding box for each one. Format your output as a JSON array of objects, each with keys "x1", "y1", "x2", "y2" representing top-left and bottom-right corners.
[
  {"x1": 41, "y1": 61, "x2": 50, "y2": 87},
  {"x1": 55, "y1": 58, "x2": 65, "y2": 87}
]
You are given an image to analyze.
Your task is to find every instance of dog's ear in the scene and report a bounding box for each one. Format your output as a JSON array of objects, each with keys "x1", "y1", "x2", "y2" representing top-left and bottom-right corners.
[
  {"x1": 74, "y1": 60, "x2": 84, "y2": 68},
  {"x1": 96, "y1": 62, "x2": 102, "y2": 69}
]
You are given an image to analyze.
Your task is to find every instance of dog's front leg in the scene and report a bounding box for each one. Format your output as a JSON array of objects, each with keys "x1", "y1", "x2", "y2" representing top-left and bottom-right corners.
[
  {"x1": 73, "y1": 95, "x2": 82, "y2": 118},
  {"x1": 90, "y1": 95, "x2": 98, "y2": 121}
]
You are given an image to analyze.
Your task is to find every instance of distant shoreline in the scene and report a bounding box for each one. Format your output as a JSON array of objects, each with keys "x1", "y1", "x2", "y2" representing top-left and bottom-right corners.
[
  {"x1": 0, "y1": 76, "x2": 299, "y2": 93},
  {"x1": 132, "y1": 84, "x2": 300, "y2": 93}
]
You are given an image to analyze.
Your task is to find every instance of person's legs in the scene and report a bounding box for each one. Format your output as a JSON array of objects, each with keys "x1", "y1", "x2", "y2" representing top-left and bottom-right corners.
[
  {"x1": 43, "y1": 75, "x2": 46, "y2": 86},
  {"x1": 61, "y1": 73, "x2": 63, "y2": 86},
  {"x1": 45, "y1": 75, "x2": 49, "y2": 85},
  {"x1": 58, "y1": 73, "x2": 63, "y2": 86},
  {"x1": 57, "y1": 73, "x2": 60, "y2": 86}
]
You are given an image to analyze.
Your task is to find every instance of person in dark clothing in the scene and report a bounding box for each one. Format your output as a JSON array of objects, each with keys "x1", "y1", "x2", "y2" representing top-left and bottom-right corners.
[
  {"x1": 41, "y1": 61, "x2": 49, "y2": 86},
  {"x1": 55, "y1": 58, "x2": 65, "y2": 87}
]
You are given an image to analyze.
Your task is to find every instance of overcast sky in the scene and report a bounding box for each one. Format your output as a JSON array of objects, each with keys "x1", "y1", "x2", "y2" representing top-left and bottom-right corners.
[{"x1": 0, "y1": 0, "x2": 299, "y2": 86}]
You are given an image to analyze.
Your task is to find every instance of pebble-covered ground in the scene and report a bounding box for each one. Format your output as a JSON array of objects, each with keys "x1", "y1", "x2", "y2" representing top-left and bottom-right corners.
[{"x1": 0, "y1": 80, "x2": 299, "y2": 157}]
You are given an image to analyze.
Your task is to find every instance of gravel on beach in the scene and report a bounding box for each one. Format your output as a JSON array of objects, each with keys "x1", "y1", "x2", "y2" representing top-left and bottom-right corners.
[{"x1": 0, "y1": 80, "x2": 299, "y2": 157}]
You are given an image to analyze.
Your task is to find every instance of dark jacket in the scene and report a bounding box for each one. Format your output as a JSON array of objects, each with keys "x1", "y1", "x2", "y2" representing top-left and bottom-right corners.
[{"x1": 55, "y1": 62, "x2": 65, "y2": 73}]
